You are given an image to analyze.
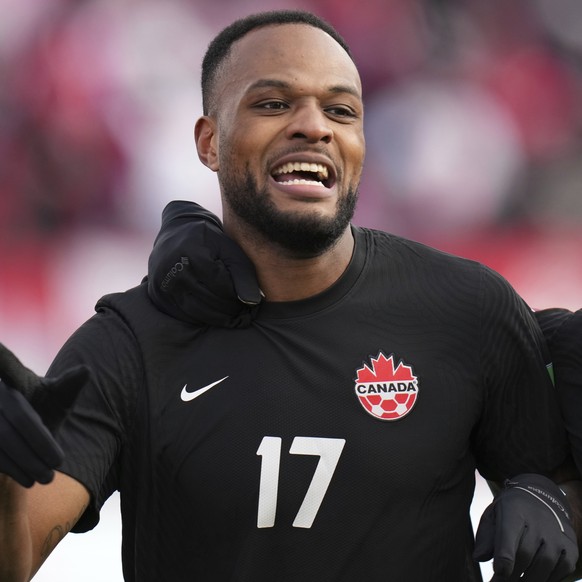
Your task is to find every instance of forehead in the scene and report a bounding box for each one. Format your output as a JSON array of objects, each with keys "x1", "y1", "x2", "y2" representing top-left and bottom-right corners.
[{"x1": 219, "y1": 23, "x2": 362, "y2": 98}]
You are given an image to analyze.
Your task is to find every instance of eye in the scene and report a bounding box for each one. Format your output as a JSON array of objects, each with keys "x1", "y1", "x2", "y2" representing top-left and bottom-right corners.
[
  {"x1": 255, "y1": 100, "x2": 289, "y2": 112},
  {"x1": 326, "y1": 105, "x2": 358, "y2": 121}
]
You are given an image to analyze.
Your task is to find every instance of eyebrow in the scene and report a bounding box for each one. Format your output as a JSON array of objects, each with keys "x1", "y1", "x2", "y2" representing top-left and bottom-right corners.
[{"x1": 246, "y1": 78, "x2": 361, "y2": 99}]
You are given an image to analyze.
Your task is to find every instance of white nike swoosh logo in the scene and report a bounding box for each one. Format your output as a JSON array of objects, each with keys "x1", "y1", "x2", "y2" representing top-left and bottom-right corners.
[{"x1": 180, "y1": 376, "x2": 229, "y2": 402}]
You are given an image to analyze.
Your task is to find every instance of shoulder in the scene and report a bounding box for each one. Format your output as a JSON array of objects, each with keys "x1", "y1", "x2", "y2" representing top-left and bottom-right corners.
[
  {"x1": 356, "y1": 226, "x2": 510, "y2": 293},
  {"x1": 96, "y1": 282, "x2": 152, "y2": 316},
  {"x1": 95, "y1": 281, "x2": 195, "y2": 336},
  {"x1": 358, "y1": 226, "x2": 483, "y2": 270},
  {"x1": 536, "y1": 307, "x2": 582, "y2": 363},
  {"x1": 48, "y1": 287, "x2": 146, "y2": 387}
]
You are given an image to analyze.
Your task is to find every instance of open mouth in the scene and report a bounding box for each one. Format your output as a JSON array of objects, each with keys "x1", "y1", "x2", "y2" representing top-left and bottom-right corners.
[{"x1": 271, "y1": 161, "x2": 334, "y2": 188}]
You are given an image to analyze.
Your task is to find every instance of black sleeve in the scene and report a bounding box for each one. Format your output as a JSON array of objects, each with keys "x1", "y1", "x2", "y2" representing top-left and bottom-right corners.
[
  {"x1": 472, "y1": 267, "x2": 569, "y2": 482},
  {"x1": 536, "y1": 308, "x2": 582, "y2": 476},
  {"x1": 47, "y1": 306, "x2": 142, "y2": 532}
]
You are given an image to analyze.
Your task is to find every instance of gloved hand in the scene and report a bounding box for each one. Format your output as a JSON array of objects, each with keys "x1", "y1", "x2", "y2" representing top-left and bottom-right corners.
[
  {"x1": 0, "y1": 342, "x2": 88, "y2": 487},
  {"x1": 148, "y1": 201, "x2": 262, "y2": 328},
  {"x1": 474, "y1": 473, "x2": 578, "y2": 581}
]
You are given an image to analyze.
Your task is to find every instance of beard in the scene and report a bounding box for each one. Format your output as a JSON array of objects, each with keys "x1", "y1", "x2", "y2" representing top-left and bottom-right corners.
[{"x1": 219, "y1": 163, "x2": 359, "y2": 258}]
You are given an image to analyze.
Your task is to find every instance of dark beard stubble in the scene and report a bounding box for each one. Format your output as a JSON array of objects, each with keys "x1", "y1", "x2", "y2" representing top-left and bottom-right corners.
[{"x1": 220, "y1": 164, "x2": 359, "y2": 258}]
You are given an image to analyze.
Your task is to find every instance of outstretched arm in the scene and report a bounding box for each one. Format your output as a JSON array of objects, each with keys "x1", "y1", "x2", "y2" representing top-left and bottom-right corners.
[{"x1": 0, "y1": 343, "x2": 90, "y2": 581}]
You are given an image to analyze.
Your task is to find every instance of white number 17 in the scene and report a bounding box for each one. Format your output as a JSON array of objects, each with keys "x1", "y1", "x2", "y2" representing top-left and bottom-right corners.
[{"x1": 256, "y1": 436, "x2": 346, "y2": 529}]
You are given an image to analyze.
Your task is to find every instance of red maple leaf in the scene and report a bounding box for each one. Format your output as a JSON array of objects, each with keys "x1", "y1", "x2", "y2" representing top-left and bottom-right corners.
[{"x1": 356, "y1": 353, "x2": 416, "y2": 383}]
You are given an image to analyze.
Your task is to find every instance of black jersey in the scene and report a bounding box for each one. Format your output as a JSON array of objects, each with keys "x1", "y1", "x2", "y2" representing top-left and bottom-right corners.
[{"x1": 50, "y1": 226, "x2": 568, "y2": 582}]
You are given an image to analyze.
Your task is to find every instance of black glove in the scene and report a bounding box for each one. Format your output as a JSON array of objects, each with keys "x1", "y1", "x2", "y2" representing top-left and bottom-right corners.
[
  {"x1": 148, "y1": 201, "x2": 262, "y2": 328},
  {"x1": 0, "y1": 343, "x2": 88, "y2": 487},
  {"x1": 474, "y1": 473, "x2": 578, "y2": 581}
]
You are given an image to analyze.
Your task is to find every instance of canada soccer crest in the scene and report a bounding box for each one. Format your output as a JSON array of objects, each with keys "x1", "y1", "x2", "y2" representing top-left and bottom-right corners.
[{"x1": 354, "y1": 352, "x2": 419, "y2": 421}]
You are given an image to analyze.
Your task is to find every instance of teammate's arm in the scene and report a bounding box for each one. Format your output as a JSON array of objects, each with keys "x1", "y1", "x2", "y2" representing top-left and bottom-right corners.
[
  {"x1": 0, "y1": 472, "x2": 89, "y2": 581},
  {"x1": 0, "y1": 342, "x2": 91, "y2": 580},
  {"x1": 537, "y1": 307, "x2": 582, "y2": 580}
]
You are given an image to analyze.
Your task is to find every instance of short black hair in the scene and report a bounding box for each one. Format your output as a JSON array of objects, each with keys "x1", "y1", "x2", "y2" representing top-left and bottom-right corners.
[{"x1": 201, "y1": 10, "x2": 353, "y2": 115}]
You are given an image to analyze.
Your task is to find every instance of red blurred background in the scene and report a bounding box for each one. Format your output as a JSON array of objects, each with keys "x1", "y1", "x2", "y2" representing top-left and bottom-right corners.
[{"x1": 2, "y1": 0, "x2": 580, "y2": 372}]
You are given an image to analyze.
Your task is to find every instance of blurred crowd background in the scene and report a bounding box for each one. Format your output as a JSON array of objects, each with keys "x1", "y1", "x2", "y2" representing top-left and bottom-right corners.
[
  {"x1": 1, "y1": 0, "x2": 581, "y2": 579},
  {"x1": 2, "y1": 0, "x2": 582, "y2": 372}
]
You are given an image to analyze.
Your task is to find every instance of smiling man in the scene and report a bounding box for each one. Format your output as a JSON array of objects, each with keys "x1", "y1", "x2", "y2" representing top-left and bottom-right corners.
[
  {"x1": 197, "y1": 18, "x2": 365, "y2": 294},
  {"x1": 0, "y1": 10, "x2": 581, "y2": 582}
]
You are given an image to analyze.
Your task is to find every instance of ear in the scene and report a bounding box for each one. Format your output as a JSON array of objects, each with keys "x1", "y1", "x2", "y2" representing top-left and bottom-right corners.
[{"x1": 195, "y1": 116, "x2": 219, "y2": 171}]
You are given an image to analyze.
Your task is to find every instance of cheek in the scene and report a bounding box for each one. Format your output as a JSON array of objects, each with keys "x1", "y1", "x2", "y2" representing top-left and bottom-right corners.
[
  {"x1": 339, "y1": 126, "x2": 365, "y2": 160},
  {"x1": 219, "y1": 124, "x2": 260, "y2": 161},
  {"x1": 217, "y1": 131, "x2": 243, "y2": 170},
  {"x1": 344, "y1": 139, "x2": 366, "y2": 180}
]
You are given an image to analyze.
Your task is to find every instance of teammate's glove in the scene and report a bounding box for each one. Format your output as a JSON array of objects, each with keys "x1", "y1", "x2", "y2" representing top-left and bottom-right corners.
[
  {"x1": 0, "y1": 342, "x2": 88, "y2": 487},
  {"x1": 148, "y1": 201, "x2": 262, "y2": 328},
  {"x1": 474, "y1": 473, "x2": 578, "y2": 581}
]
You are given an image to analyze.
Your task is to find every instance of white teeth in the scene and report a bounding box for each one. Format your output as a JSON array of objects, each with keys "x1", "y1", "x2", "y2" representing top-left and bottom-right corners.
[
  {"x1": 273, "y1": 162, "x2": 329, "y2": 180},
  {"x1": 285, "y1": 179, "x2": 325, "y2": 187}
]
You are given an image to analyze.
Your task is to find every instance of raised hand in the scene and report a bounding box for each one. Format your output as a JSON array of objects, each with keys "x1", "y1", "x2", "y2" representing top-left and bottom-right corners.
[{"x1": 0, "y1": 343, "x2": 88, "y2": 487}]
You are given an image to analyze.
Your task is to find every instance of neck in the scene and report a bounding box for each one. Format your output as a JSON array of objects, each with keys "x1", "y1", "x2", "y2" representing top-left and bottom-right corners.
[{"x1": 226, "y1": 224, "x2": 354, "y2": 302}]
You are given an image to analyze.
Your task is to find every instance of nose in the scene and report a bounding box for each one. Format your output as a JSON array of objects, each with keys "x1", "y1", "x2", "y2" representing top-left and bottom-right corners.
[{"x1": 285, "y1": 101, "x2": 333, "y2": 144}]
